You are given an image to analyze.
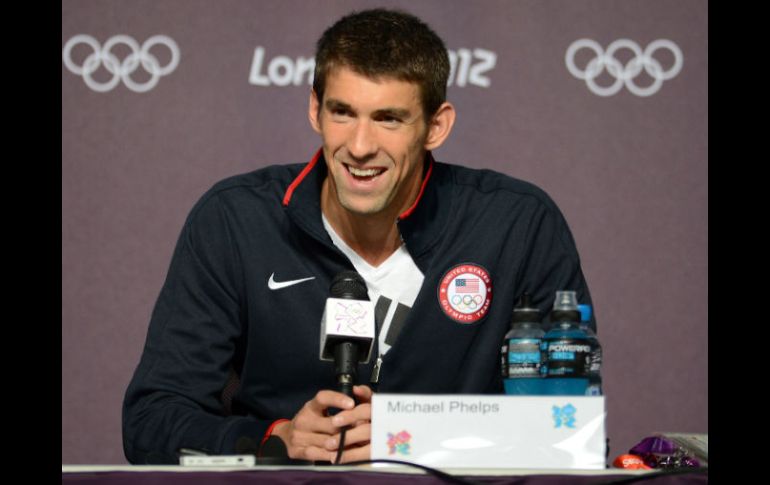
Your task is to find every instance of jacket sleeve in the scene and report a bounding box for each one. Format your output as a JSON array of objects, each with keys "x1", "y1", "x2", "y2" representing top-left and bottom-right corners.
[
  {"x1": 122, "y1": 192, "x2": 271, "y2": 464},
  {"x1": 514, "y1": 199, "x2": 597, "y2": 331}
]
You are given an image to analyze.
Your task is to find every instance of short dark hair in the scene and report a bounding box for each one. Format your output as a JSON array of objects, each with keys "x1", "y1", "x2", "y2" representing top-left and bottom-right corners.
[{"x1": 313, "y1": 8, "x2": 450, "y2": 120}]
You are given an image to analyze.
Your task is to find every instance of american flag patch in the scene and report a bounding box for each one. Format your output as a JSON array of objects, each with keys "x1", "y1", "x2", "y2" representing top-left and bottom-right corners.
[{"x1": 455, "y1": 278, "x2": 479, "y2": 293}]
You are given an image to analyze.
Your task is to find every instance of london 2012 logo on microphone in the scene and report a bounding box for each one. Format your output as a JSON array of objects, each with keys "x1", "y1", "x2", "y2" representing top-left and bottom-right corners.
[
  {"x1": 438, "y1": 263, "x2": 492, "y2": 324},
  {"x1": 333, "y1": 301, "x2": 369, "y2": 334}
]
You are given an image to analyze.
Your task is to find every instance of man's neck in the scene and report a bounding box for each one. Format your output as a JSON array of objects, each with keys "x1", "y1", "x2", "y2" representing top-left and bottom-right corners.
[
  {"x1": 327, "y1": 214, "x2": 402, "y2": 267},
  {"x1": 321, "y1": 173, "x2": 426, "y2": 267},
  {"x1": 321, "y1": 193, "x2": 404, "y2": 267}
]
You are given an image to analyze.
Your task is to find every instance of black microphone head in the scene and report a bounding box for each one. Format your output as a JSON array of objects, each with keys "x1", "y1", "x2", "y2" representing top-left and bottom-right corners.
[{"x1": 329, "y1": 271, "x2": 369, "y2": 300}]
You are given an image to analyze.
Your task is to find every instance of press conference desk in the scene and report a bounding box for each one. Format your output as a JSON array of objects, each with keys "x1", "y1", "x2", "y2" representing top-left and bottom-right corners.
[{"x1": 62, "y1": 464, "x2": 708, "y2": 484}]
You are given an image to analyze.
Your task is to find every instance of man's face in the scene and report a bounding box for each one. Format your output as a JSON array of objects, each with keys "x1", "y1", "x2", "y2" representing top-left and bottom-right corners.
[{"x1": 310, "y1": 67, "x2": 429, "y2": 218}]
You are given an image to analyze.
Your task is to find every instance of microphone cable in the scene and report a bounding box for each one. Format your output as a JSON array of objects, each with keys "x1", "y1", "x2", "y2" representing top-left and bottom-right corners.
[
  {"x1": 338, "y1": 459, "x2": 485, "y2": 484},
  {"x1": 338, "y1": 459, "x2": 707, "y2": 485},
  {"x1": 333, "y1": 398, "x2": 351, "y2": 465}
]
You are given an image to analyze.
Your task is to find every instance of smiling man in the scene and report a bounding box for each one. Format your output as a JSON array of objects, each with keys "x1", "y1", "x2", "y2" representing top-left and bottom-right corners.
[
  {"x1": 123, "y1": 8, "x2": 595, "y2": 466},
  {"x1": 312, "y1": 66, "x2": 455, "y2": 266}
]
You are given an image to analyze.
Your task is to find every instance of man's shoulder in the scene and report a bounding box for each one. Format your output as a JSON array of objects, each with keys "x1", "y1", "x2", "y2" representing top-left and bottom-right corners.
[
  {"x1": 186, "y1": 163, "x2": 305, "y2": 221},
  {"x1": 207, "y1": 163, "x2": 305, "y2": 196},
  {"x1": 439, "y1": 162, "x2": 556, "y2": 208}
]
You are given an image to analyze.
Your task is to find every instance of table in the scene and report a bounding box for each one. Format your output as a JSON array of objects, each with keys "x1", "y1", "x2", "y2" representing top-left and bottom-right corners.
[{"x1": 62, "y1": 464, "x2": 708, "y2": 484}]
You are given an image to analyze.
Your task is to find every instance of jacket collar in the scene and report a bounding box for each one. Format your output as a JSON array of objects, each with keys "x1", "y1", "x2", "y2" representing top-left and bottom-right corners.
[{"x1": 283, "y1": 149, "x2": 452, "y2": 271}]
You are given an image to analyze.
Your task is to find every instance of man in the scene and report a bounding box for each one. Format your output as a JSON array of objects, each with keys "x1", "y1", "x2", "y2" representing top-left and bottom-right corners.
[{"x1": 123, "y1": 8, "x2": 594, "y2": 465}]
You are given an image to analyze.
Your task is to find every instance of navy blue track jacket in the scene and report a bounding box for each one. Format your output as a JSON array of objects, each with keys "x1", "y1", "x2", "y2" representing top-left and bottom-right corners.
[{"x1": 122, "y1": 150, "x2": 594, "y2": 464}]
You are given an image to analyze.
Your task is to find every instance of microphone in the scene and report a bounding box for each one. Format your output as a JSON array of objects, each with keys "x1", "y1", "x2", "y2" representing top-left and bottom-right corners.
[{"x1": 319, "y1": 271, "x2": 375, "y2": 396}]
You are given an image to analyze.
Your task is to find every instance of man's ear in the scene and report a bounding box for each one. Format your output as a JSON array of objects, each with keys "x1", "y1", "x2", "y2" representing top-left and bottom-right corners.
[
  {"x1": 424, "y1": 102, "x2": 456, "y2": 151},
  {"x1": 308, "y1": 90, "x2": 322, "y2": 134}
]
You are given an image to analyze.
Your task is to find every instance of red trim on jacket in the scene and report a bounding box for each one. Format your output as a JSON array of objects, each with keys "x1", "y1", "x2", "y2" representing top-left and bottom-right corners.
[
  {"x1": 283, "y1": 148, "x2": 323, "y2": 206},
  {"x1": 283, "y1": 148, "x2": 434, "y2": 220},
  {"x1": 398, "y1": 153, "x2": 434, "y2": 220},
  {"x1": 258, "y1": 418, "x2": 290, "y2": 456}
]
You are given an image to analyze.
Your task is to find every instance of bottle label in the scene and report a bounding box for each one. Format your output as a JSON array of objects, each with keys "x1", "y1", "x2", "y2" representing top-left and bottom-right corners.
[
  {"x1": 506, "y1": 338, "x2": 542, "y2": 378},
  {"x1": 541, "y1": 338, "x2": 591, "y2": 377},
  {"x1": 589, "y1": 346, "x2": 603, "y2": 373},
  {"x1": 500, "y1": 344, "x2": 508, "y2": 377},
  {"x1": 586, "y1": 384, "x2": 602, "y2": 396}
]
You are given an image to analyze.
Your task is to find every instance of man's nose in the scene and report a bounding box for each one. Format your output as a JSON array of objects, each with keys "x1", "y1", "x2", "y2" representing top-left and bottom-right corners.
[{"x1": 347, "y1": 120, "x2": 378, "y2": 160}]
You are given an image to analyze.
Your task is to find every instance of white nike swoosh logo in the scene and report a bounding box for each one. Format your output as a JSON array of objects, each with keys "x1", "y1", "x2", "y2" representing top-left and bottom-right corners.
[{"x1": 267, "y1": 273, "x2": 316, "y2": 290}]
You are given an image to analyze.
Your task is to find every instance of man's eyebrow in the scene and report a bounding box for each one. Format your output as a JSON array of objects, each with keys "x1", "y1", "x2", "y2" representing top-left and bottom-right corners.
[
  {"x1": 325, "y1": 99, "x2": 352, "y2": 112},
  {"x1": 373, "y1": 107, "x2": 412, "y2": 119},
  {"x1": 324, "y1": 99, "x2": 413, "y2": 119}
]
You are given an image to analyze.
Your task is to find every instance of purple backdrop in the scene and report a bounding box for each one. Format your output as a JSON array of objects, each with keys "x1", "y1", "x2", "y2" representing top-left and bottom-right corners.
[{"x1": 62, "y1": 0, "x2": 708, "y2": 464}]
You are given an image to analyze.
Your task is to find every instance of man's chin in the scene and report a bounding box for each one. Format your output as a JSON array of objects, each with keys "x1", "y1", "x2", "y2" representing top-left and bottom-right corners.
[{"x1": 338, "y1": 196, "x2": 388, "y2": 217}]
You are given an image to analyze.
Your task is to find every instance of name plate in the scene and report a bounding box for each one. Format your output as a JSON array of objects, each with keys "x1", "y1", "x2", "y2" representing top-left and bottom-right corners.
[{"x1": 371, "y1": 394, "x2": 606, "y2": 469}]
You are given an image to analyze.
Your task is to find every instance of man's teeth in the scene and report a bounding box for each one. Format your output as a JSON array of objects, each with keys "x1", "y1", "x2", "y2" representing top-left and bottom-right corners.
[{"x1": 347, "y1": 165, "x2": 383, "y2": 177}]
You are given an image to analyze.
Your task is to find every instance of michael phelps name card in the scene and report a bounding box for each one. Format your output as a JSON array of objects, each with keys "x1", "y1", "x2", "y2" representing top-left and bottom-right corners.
[{"x1": 371, "y1": 394, "x2": 606, "y2": 469}]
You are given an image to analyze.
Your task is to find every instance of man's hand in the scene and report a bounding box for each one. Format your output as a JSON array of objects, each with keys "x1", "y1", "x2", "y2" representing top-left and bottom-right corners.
[{"x1": 271, "y1": 385, "x2": 372, "y2": 463}]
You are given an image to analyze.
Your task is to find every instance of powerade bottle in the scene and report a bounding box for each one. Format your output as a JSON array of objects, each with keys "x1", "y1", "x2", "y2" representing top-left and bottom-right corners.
[
  {"x1": 578, "y1": 304, "x2": 603, "y2": 396},
  {"x1": 540, "y1": 291, "x2": 591, "y2": 395},
  {"x1": 501, "y1": 293, "x2": 546, "y2": 395}
]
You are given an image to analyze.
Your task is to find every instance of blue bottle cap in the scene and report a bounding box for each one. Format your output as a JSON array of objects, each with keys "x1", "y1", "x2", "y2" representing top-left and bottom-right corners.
[{"x1": 577, "y1": 304, "x2": 592, "y2": 323}]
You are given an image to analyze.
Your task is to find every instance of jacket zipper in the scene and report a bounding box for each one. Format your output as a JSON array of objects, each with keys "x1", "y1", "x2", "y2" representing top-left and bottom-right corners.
[{"x1": 370, "y1": 354, "x2": 383, "y2": 388}]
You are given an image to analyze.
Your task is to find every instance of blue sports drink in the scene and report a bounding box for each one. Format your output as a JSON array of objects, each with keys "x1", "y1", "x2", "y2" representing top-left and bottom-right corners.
[
  {"x1": 501, "y1": 293, "x2": 546, "y2": 395},
  {"x1": 540, "y1": 291, "x2": 590, "y2": 395}
]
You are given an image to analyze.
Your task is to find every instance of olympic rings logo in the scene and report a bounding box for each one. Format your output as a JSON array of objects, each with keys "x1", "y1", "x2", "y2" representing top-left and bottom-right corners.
[
  {"x1": 565, "y1": 39, "x2": 683, "y2": 97},
  {"x1": 451, "y1": 294, "x2": 484, "y2": 311},
  {"x1": 62, "y1": 35, "x2": 180, "y2": 93}
]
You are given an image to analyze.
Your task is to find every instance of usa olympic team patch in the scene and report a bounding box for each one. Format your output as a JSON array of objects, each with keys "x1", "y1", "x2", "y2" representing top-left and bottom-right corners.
[{"x1": 438, "y1": 263, "x2": 492, "y2": 324}]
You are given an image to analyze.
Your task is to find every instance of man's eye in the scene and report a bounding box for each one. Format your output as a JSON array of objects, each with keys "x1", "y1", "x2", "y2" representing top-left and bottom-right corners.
[{"x1": 378, "y1": 116, "x2": 401, "y2": 124}]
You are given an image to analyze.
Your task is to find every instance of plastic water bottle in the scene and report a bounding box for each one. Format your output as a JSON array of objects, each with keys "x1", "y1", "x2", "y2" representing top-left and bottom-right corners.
[
  {"x1": 540, "y1": 291, "x2": 591, "y2": 395},
  {"x1": 501, "y1": 293, "x2": 546, "y2": 395},
  {"x1": 578, "y1": 304, "x2": 603, "y2": 396}
]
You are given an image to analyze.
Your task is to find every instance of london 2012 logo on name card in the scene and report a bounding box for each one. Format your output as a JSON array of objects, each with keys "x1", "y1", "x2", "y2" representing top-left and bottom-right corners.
[
  {"x1": 438, "y1": 263, "x2": 492, "y2": 324},
  {"x1": 387, "y1": 430, "x2": 412, "y2": 456},
  {"x1": 552, "y1": 403, "x2": 577, "y2": 429}
]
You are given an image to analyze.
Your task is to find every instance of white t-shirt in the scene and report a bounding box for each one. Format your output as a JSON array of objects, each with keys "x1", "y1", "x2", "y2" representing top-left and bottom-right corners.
[{"x1": 322, "y1": 215, "x2": 424, "y2": 356}]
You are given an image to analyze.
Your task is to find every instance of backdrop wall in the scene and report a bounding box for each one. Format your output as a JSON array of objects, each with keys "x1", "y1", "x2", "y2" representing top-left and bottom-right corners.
[{"x1": 62, "y1": 0, "x2": 708, "y2": 464}]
